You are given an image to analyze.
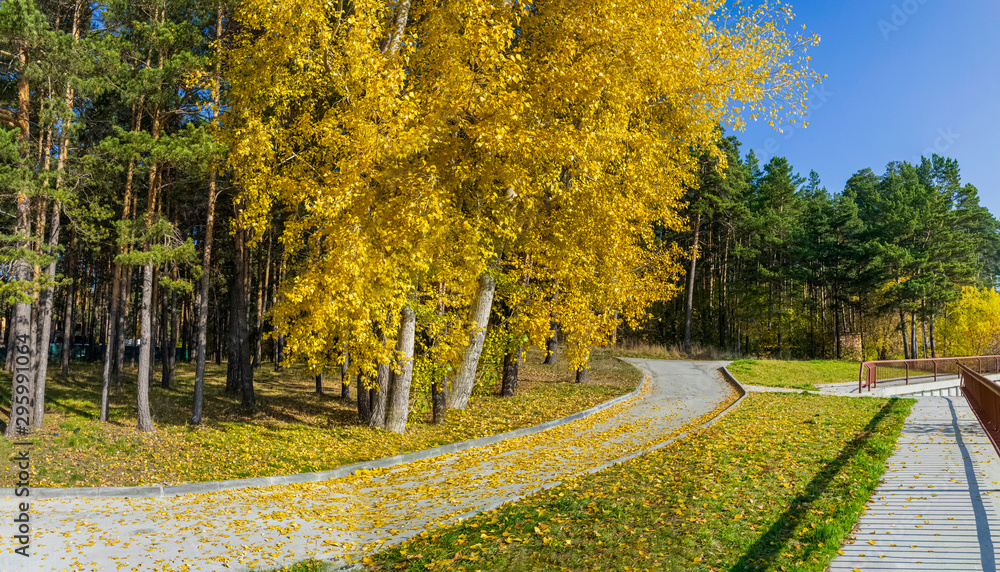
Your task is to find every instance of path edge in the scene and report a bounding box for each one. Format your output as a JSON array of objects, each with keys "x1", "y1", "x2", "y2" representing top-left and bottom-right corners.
[{"x1": 6, "y1": 358, "x2": 647, "y2": 500}]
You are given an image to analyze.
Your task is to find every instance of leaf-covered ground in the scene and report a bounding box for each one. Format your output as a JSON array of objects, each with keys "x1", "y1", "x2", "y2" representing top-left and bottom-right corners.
[
  {"x1": 0, "y1": 347, "x2": 637, "y2": 487},
  {"x1": 366, "y1": 393, "x2": 913, "y2": 572},
  {"x1": 727, "y1": 359, "x2": 860, "y2": 391}
]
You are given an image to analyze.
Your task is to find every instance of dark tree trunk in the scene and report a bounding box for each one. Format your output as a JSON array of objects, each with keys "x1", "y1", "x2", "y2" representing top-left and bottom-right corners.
[
  {"x1": 576, "y1": 361, "x2": 590, "y2": 384},
  {"x1": 356, "y1": 372, "x2": 371, "y2": 423},
  {"x1": 432, "y1": 376, "x2": 447, "y2": 425},
  {"x1": 543, "y1": 321, "x2": 558, "y2": 365},
  {"x1": 315, "y1": 371, "x2": 324, "y2": 394},
  {"x1": 227, "y1": 223, "x2": 255, "y2": 407},
  {"x1": 162, "y1": 287, "x2": 177, "y2": 389},
  {"x1": 683, "y1": 214, "x2": 702, "y2": 355},
  {"x1": 60, "y1": 235, "x2": 76, "y2": 378},
  {"x1": 500, "y1": 346, "x2": 521, "y2": 397},
  {"x1": 899, "y1": 310, "x2": 910, "y2": 359},
  {"x1": 192, "y1": 5, "x2": 223, "y2": 424}
]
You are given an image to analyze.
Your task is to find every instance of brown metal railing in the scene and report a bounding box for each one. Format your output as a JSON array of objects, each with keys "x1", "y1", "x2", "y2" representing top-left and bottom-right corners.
[
  {"x1": 959, "y1": 364, "x2": 1000, "y2": 434},
  {"x1": 858, "y1": 356, "x2": 1000, "y2": 393}
]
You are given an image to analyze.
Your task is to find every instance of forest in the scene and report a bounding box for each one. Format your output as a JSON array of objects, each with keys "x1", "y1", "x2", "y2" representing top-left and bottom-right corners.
[
  {"x1": 4, "y1": 0, "x2": 994, "y2": 440},
  {"x1": 646, "y1": 138, "x2": 1000, "y2": 362}
]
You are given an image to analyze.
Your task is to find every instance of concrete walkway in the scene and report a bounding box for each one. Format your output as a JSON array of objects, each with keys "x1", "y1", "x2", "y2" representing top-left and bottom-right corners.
[
  {"x1": 0, "y1": 360, "x2": 736, "y2": 572},
  {"x1": 830, "y1": 396, "x2": 1000, "y2": 571}
]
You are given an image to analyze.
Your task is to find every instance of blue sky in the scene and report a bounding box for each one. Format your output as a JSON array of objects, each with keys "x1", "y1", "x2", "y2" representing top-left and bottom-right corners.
[{"x1": 736, "y1": 0, "x2": 1000, "y2": 215}]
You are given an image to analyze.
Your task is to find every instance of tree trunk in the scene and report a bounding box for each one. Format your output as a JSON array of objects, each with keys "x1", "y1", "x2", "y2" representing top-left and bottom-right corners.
[
  {"x1": 683, "y1": 214, "x2": 702, "y2": 355},
  {"x1": 5, "y1": 39, "x2": 34, "y2": 438},
  {"x1": 356, "y1": 371, "x2": 371, "y2": 423},
  {"x1": 32, "y1": 202, "x2": 61, "y2": 428},
  {"x1": 228, "y1": 221, "x2": 255, "y2": 407},
  {"x1": 500, "y1": 346, "x2": 521, "y2": 397},
  {"x1": 543, "y1": 321, "x2": 558, "y2": 365},
  {"x1": 162, "y1": 285, "x2": 177, "y2": 389},
  {"x1": 100, "y1": 266, "x2": 120, "y2": 422},
  {"x1": 448, "y1": 273, "x2": 495, "y2": 409},
  {"x1": 315, "y1": 371, "x2": 324, "y2": 394},
  {"x1": 899, "y1": 309, "x2": 910, "y2": 359},
  {"x1": 192, "y1": 3, "x2": 223, "y2": 425},
  {"x1": 930, "y1": 314, "x2": 937, "y2": 358},
  {"x1": 60, "y1": 235, "x2": 75, "y2": 377},
  {"x1": 431, "y1": 376, "x2": 447, "y2": 424},
  {"x1": 385, "y1": 306, "x2": 416, "y2": 434},
  {"x1": 369, "y1": 361, "x2": 391, "y2": 430},
  {"x1": 340, "y1": 350, "x2": 350, "y2": 400},
  {"x1": 135, "y1": 263, "x2": 155, "y2": 432},
  {"x1": 576, "y1": 360, "x2": 590, "y2": 384}
]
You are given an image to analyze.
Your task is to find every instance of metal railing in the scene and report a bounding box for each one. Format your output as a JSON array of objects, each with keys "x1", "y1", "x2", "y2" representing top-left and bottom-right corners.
[
  {"x1": 858, "y1": 355, "x2": 1000, "y2": 393},
  {"x1": 959, "y1": 364, "x2": 1000, "y2": 434}
]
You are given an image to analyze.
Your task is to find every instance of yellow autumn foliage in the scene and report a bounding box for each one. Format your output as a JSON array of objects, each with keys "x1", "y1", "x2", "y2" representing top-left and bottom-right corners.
[
  {"x1": 221, "y1": 0, "x2": 822, "y2": 374},
  {"x1": 939, "y1": 286, "x2": 1000, "y2": 356}
]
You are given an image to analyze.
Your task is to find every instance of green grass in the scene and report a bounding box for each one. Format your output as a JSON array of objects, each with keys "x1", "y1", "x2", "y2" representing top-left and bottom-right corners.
[
  {"x1": 367, "y1": 393, "x2": 913, "y2": 572},
  {"x1": 727, "y1": 358, "x2": 860, "y2": 391},
  {"x1": 0, "y1": 347, "x2": 638, "y2": 488}
]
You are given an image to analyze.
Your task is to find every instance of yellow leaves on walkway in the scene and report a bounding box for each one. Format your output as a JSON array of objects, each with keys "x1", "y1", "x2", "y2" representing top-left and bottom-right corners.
[
  {"x1": 222, "y1": 0, "x2": 823, "y2": 375},
  {"x1": 373, "y1": 393, "x2": 912, "y2": 572}
]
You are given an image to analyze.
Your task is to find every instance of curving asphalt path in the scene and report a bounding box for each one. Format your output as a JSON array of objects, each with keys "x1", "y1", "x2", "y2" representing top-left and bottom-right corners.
[{"x1": 0, "y1": 359, "x2": 735, "y2": 572}]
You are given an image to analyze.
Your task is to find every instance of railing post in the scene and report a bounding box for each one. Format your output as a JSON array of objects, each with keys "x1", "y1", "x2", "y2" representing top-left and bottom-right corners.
[
  {"x1": 934, "y1": 360, "x2": 938, "y2": 382},
  {"x1": 905, "y1": 361, "x2": 909, "y2": 385}
]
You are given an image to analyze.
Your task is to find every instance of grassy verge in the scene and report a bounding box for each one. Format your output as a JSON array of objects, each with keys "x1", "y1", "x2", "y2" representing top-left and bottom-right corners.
[
  {"x1": 727, "y1": 358, "x2": 860, "y2": 391},
  {"x1": 368, "y1": 392, "x2": 913, "y2": 572},
  {"x1": 0, "y1": 347, "x2": 638, "y2": 488}
]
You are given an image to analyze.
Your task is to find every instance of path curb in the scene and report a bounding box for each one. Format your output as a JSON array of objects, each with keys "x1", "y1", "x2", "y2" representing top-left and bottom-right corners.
[{"x1": 4, "y1": 359, "x2": 645, "y2": 500}]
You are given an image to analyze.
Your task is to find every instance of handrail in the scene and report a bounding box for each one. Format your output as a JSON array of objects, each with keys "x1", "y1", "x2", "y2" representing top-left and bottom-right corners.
[
  {"x1": 858, "y1": 355, "x2": 1000, "y2": 392},
  {"x1": 959, "y1": 364, "x2": 1000, "y2": 434}
]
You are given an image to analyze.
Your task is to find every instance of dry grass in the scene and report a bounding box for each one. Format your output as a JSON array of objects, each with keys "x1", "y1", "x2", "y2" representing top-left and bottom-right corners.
[{"x1": 611, "y1": 340, "x2": 739, "y2": 361}]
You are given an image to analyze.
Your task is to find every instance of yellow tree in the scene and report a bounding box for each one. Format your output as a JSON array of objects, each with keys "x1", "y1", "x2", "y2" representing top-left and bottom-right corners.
[
  {"x1": 222, "y1": 0, "x2": 821, "y2": 431},
  {"x1": 939, "y1": 286, "x2": 1000, "y2": 356}
]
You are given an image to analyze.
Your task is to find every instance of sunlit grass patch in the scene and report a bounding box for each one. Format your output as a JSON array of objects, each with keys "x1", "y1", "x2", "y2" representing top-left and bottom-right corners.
[
  {"x1": 0, "y1": 347, "x2": 638, "y2": 488},
  {"x1": 369, "y1": 393, "x2": 912, "y2": 572},
  {"x1": 727, "y1": 358, "x2": 860, "y2": 391}
]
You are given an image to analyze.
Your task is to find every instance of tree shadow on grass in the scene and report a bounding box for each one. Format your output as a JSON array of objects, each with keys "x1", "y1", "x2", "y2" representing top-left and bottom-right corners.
[{"x1": 731, "y1": 398, "x2": 901, "y2": 572}]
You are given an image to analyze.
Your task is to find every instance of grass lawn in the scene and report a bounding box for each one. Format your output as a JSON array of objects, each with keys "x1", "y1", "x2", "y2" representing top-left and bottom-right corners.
[
  {"x1": 365, "y1": 392, "x2": 912, "y2": 572},
  {"x1": 0, "y1": 347, "x2": 638, "y2": 488},
  {"x1": 726, "y1": 358, "x2": 860, "y2": 391}
]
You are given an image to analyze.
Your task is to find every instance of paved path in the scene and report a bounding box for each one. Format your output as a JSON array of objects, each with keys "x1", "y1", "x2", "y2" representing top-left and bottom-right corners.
[
  {"x1": 830, "y1": 396, "x2": 1000, "y2": 571},
  {"x1": 0, "y1": 360, "x2": 735, "y2": 572}
]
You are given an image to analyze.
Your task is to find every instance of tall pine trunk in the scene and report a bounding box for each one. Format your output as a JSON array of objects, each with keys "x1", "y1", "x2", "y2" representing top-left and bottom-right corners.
[
  {"x1": 192, "y1": 3, "x2": 223, "y2": 425},
  {"x1": 683, "y1": 214, "x2": 701, "y2": 354},
  {"x1": 60, "y1": 235, "x2": 75, "y2": 378},
  {"x1": 135, "y1": 264, "x2": 155, "y2": 432},
  {"x1": 5, "y1": 39, "x2": 34, "y2": 437},
  {"x1": 227, "y1": 220, "x2": 255, "y2": 407},
  {"x1": 32, "y1": 203, "x2": 61, "y2": 428}
]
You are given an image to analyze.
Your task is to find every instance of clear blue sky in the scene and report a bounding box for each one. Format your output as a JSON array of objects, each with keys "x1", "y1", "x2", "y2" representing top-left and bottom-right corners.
[{"x1": 736, "y1": 0, "x2": 1000, "y2": 215}]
